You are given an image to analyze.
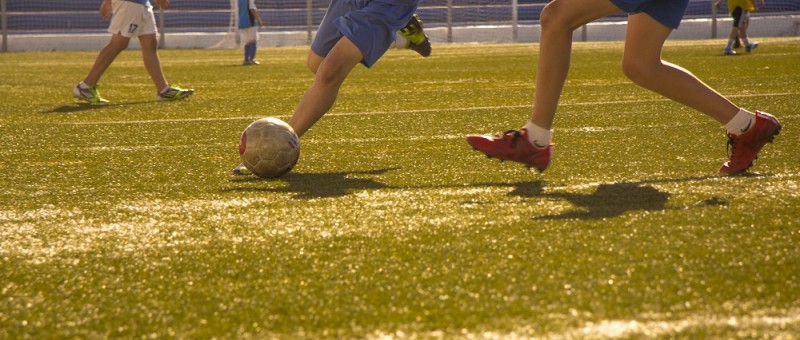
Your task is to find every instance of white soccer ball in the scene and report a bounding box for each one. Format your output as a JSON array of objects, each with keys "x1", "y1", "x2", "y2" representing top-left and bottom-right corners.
[{"x1": 238, "y1": 117, "x2": 300, "y2": 178}]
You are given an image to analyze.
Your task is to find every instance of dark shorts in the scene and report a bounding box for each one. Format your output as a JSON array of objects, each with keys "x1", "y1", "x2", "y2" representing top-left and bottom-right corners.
[
  {"x1": 731, "y1": 7, "x2": 748, "y2": 28},
  {"x1": 609, "y1": 0, "x2": 690, "y2": 29},
  {"x1": 311, "y1": 0, "x2": 418, "y2": 67}
]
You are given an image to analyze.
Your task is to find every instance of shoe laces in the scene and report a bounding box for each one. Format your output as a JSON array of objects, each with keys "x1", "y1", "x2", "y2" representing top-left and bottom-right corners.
[
  {"x1": 725, "y1": 133, "x2": 739, "y2": 157},
  {"x1": 501, "y1": 130, "x2": 523, "y2": 148}
]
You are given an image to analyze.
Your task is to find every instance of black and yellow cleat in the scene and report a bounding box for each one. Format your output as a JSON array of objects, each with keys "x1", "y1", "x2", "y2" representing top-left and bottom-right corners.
[{"x1": 398, "y1": 14, "x2": 432, "y2": 57}]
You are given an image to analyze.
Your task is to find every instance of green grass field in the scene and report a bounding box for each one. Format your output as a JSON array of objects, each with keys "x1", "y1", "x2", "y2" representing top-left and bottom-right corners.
[{"x1": 1, "y1": 37, "x2": 799, "y2": 338}]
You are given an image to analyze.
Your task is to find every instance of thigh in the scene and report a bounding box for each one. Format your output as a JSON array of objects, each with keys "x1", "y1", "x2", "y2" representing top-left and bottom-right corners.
[
  {"x1": 137, "y1": 33, "x2": 158, "y2": 51},
  {"x1": 623, "y1": 12, "x2": 673, "y2": 65},
  {"x1": 541, "y1": 0, "x2": 621, "y2": 29},
  {"x1": 306, "y1": 49, "x2": 324, "y2": 74}
]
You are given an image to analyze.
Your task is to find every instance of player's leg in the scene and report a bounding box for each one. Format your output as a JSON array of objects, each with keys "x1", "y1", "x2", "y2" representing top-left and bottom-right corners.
[
  {"x1": 235, "y1": 37, "x2": 362, "y2": 175},
  {"x1": 725, "y1": 26, "x2": 739, "y2": 54},
  {"x1": 138, "y1": 33, "x2": 193, "y2": 101},
  {"x1": 466, "y1": 0, "x2": 619, "y2": 172},
  {"x1": 290, "y1": 0, "x2": 409, "y2": 136},
  {"x1": 138, "y1": 34, "x2": 168, "y2": 92},
  {"x1": 241, "y1": 27, "x2": 260, "y2": 64},
  {"x1": 306, "y1": 50, "x2": 325, "y2": 74},
  {"x1": 83, "y1": 34, "x2": 130, "y2": 87},
  {"x1": 741, "y1": 12, "x2": 758, "y2": 52},
  {"x1": 530, "y1": 0, "x2": 621, "y2": 130},
  {"x1": 725, "y1": 8, "x2": 742, "y2": 54},
  {"x1": 73, "y1": 33, "x2": 130, "y2": 103},
  {"x1": 288, "y1": 37, "x2": 364, "y2": 137},
  {"x1": 623, "y1": 13, "x2": 779, "y2": 173},
  {"x1": 243, "y1": 41, "x2": 258, "y2": 64},
  {"x1": 622, "y1": 12, "x2": 739, "y2": 124}
]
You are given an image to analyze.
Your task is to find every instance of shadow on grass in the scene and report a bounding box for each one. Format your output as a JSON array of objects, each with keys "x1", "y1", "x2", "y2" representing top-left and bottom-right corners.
[
  {"x1": 509, "y1": 181, "x2": 670, "y2": 220},
  {"x1": 42, "y1": 101, "x2": 153, "y2": 114},
  {"x1": 224, "y1": 168, "x2": 398, "y2": 199},
  {"x1": 506, "y1": 175, "x2": 737, "y2": 220},
  {"x1": 225, "y1": 169, "x2": 734, "y2": 219}
]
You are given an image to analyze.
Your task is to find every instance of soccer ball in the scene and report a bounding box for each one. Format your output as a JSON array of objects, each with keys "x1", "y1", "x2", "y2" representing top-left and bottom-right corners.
[{"x1": 238, "y1": 117, "x2": 300, "y2": 178}]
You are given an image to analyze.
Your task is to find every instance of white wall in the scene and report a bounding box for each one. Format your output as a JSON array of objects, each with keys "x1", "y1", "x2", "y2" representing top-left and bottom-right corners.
[{"x1": 4, "y1": 15, "x2": 798, "y2": 52}]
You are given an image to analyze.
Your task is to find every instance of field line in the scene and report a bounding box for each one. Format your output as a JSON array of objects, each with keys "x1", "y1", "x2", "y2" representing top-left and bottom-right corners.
[
  {"x1": 546, "y1": 309, "x2": 800, "y2": 338},
  {"x1": 56, "y1": 92, "x2": 797, "y2": 126}
]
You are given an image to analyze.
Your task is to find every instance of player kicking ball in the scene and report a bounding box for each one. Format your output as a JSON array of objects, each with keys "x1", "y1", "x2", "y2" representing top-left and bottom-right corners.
[
  {"x1": 233, "y1": 6, "x2": 432, "y2": 175},
  {"x1": 466, "y1": 0, "x2": 781, "y2": 174}
]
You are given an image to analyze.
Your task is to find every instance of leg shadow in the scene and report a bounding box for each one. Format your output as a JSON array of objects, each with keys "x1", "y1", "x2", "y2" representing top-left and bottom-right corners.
[
  {"x1": 509, "y1": 181, "x2": 670, "y2": 220},
  {"x1": 224, "y1": 168, "x2": 398, "y2": 199},
  {"x1": 42, "y1": 101, "x2": 153, "y2": 114}
]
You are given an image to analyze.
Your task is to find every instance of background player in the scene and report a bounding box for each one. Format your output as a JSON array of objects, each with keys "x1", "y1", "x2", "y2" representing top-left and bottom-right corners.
[
  {"x1": 73, "y1": 0, "x2": 193, "y2": 103},
  {"x1": 239, "y1": 0, "x2": 264, "y2": 65}
]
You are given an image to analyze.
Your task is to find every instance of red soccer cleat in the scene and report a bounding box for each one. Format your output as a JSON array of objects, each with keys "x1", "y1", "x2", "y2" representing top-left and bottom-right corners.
[
  {"x1": 719, "y1": 111, "x2": 781, "y2": 174},
  {"x1": 466, "y1": 128, "x2": 553, "y2": 172}
]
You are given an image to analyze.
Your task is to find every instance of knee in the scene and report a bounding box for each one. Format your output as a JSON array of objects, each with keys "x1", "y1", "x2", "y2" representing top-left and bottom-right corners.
[
  {"x1": 306, "y1": 58, "x2": 320, "y2": 74},
  {"x1": 306, "y1": 52, "x2": 323, "y2": 74},
  {"x1": 621, "y1": 57, "x2": 654, "y2": 85},
  {"x1": 314, "y1": 65, "x2": 346, "y2": 88},
  {"x1": 539, "y1": 1, "x2": 580, "y2": 31},
  {"x1": 109, "y1": 37, "x2": 131, "y2": 50}
]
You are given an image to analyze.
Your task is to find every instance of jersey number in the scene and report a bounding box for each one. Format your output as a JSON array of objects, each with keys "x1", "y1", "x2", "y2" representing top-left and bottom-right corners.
[{"x1": 128, "y1": 24, "x2": 139, "y2": 34}]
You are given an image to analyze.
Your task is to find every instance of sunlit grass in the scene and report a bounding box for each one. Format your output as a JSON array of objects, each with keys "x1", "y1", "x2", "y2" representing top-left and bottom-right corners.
[{"x1": 1, "y1": 38, "x2": 799, "y2": 338}]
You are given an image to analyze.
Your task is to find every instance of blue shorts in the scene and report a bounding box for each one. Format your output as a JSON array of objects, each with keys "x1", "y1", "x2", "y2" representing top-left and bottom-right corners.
[
  {"x1": 311, "y1": 0, "x2": 418, "y2": 67},
  {"x1": 609, "y1": 0, "x2": 689, "y2": 29}
]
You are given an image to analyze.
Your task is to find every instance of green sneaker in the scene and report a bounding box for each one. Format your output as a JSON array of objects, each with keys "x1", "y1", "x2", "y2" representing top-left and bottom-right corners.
[
  {"x1": 398, "y1": 14, "x2": 432, "y2": 57},
  {"x1": 73, "y1": 83, "x2": 109, "y2": 104},
  {"x1": 158, "y1": 86, "x2": 194, "y2": 101},
  {"x1": 232, "y1": 163, "x2": 251, "y2": 176}
]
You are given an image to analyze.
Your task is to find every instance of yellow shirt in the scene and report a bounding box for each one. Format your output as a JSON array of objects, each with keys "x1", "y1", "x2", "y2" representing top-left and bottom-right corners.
[{"x1": 727, "y1": 0, "x2": 756, "y2": 14}]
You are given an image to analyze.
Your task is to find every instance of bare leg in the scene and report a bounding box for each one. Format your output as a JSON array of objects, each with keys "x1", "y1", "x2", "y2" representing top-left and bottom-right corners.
[
  {"x1": 306, "y1": 49, "x2": 324, "y2": 74},
  {"x1": 83, "y1": 34, "x2": 131, "y2": 86},
  {"x1": 138, "y1": 33, "x2": 168, "y2": 92},
  {"x1": 622, "y1": 13, "x2": 738, "y2": 124},
  {"x1": 529, "y1": 0, "x2": 621, "y2": 129},
  {"x1": 288, "y1": 37, "x2": 363, "y2": 137}
]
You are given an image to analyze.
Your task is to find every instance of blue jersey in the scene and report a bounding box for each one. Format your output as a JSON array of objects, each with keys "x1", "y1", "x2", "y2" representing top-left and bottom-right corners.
[
  {"x1": 122, "y1": 0, "x2": 152, "y2": 8},
  {"x1": 238, "y1": 0, "x2": 257, "y2": 29}
]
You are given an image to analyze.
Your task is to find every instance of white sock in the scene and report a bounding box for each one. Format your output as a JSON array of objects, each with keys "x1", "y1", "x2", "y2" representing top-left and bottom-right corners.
[
  {"x1": 159, "y1": 85, "x2": 170, "y2": 94},
  {"x1": 524, "y1": 121, "x2": 552, "y2": 148},
  {"x1": 724, "y1": 109, "x2": 756, "y2": 135},
  {"x1": 78, "y1": 81, "x2": 89, "y2": 89}
]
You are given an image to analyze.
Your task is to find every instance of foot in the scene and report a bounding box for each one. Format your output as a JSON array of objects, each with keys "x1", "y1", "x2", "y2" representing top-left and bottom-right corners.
[
  {"x1": 724, "y1": 47, "x2": 736, "y2": 55},
  {"x1": 243, "y1": 60, "x2": 260, "y2": 65},
  {"x1": 398, "y1": 14, "x2": 432, "y2": 57},
  {"x1": 73, "y1": 83, "x2": 109, "y2": 104},
  {"x1": 158, "y1": 86, "x2": 194, "y2": 101},
  {"x1": 745, "y1": 42, "x2": 759, "y2": 53},
  {"x1": 466, "y1": 128, "x2": 553, "y2": 172},
  {"x1": 232, "y1": 163, "x2": 251, "y2": 176},
  {"x1": 719, "y1": 111, "x2": 781, "y2": 174}
]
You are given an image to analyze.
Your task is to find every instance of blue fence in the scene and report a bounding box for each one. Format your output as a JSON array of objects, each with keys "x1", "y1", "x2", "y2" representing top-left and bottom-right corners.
[{"x1": 4, "y1": 0, "x2": 800, "y2": 32}]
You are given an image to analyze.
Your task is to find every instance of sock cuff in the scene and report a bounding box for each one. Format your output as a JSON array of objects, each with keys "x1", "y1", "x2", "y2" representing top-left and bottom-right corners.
[
  {"x1": 724, "y1": 109, "x2": 755, "y2": 135},
  {"x1": 525, "y1": 121, "x2": 552, "y2": 147}
]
